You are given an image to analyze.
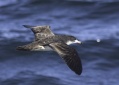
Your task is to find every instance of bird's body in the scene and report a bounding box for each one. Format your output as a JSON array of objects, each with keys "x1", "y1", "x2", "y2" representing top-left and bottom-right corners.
[{"x1": 17, "y1": 25, "x2": 82, "y2": 75}]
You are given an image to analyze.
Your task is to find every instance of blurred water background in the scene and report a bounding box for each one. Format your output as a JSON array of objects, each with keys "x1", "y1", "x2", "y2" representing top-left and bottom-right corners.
[{"x1": 0, "y1": 0, "x2": 119, "y2": 85}]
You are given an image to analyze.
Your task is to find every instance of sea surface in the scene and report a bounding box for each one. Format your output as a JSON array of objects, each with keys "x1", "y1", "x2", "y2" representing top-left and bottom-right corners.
[{"x1": 0, "y1": 0, "x2": 119, "y2": 85}]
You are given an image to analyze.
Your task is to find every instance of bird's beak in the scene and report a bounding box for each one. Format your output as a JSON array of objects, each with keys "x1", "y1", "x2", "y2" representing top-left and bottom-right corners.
[{"x1": 75, "y1": 40, "x2": 82, "y2": 44}]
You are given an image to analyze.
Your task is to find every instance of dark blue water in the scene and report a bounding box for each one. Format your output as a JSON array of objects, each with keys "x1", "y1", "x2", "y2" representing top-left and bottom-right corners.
[{"x1": 0, "y1": 0, "x2": 119, "y2": 85}]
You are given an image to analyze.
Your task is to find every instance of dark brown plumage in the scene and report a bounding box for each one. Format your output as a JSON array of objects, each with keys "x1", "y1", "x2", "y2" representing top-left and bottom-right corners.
[
  {"x1": 50, "y1": 42, "x2": 82, "y2": 75},
  {"x1": 17, "y1": 25, "x2": 82, "y2": 75}
]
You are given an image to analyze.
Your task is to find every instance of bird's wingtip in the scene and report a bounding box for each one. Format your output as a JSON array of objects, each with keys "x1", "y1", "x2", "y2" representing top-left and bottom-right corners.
[
  {"x1": 23, "y1": 25, "x2": 34, "y2": 28},
  {"x1": 76, "y1": 70, "x2": 82, "y2": 75}
]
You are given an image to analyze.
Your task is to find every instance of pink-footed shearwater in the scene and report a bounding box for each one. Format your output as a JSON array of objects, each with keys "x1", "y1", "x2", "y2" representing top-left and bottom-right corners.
[{"x1": 16, "y1": 25, "x2": 82, "y2": 75}]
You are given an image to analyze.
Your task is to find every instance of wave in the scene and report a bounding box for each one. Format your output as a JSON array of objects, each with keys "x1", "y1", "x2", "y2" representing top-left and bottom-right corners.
[
  {"x1": 67, "y1": 0, "x2": 119, "y2": 3},
  {"x1": 0, "y1": 0, "x2": 119, "y2": 41},
  {"x1": 0, "y1": 0, "x2": 118, "y2": 7},
  {"x1": 0, "y1": 39, "x2": 119, "y2": 85}
]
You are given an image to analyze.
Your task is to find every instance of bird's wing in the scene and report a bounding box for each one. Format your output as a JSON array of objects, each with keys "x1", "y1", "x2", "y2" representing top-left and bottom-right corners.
[
  {"x1": 16, "y1": 42, "x2": 41, "y2": 51},
  {"x1": 23, "y1": 25, "x2": 54, "y2": 41},
  {"x1": 49, "y1": 42, "x2": 82, "y2": 75}
]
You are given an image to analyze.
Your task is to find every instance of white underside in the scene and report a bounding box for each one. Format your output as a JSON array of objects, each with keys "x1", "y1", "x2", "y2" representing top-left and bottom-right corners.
[
  {"x1": 66, "y1": 41, "x2": 74, "y2": 45},
  {"x1": 66, "y1": 40, "x2": 81, "y2": 45},
  {"x1": 33, "y1": 45, "x2": 53, "y2": 51}
]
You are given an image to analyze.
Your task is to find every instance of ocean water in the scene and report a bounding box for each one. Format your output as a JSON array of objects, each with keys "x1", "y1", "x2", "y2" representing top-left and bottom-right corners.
[{"x1": 0, "y1": 0, "x2": 119, "y2": 85}]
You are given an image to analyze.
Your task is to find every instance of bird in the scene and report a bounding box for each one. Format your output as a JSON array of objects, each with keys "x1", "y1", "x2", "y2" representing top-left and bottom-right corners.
[{"x1": 16, "y1": 25, "x2": 82, "y2": 75}]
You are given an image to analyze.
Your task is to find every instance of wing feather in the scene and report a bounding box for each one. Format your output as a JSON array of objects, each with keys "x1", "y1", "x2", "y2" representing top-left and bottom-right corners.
[
  {"x1": 50, "y1": 42, "x2": 82, "y2": 75},
  {"x1": 23, "y1": 25, "x2": 54, "y2": 41}
]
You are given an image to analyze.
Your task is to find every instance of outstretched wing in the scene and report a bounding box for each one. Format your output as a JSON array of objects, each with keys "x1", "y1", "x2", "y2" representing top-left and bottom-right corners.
[
  {"x1": 23, "y1": 25, "x2": 54, "y2": 41},
  {"x1": 16, "y1": 42, "x2": 41, "y2": 51},
  {"x1": 49, "y1": 42, "x2": 82, "y2": 75}
]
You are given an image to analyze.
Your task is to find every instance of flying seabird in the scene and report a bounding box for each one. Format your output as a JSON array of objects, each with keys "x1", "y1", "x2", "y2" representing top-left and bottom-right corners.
[{"x1": 16, "y1": 25, "x2": 82, "y2": 75}]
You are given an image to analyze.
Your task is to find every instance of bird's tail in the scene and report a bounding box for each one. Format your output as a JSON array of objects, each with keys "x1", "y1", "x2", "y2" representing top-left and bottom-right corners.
[{"x1": 16, "y1": 45, "x2": 30, "y2": 51}]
